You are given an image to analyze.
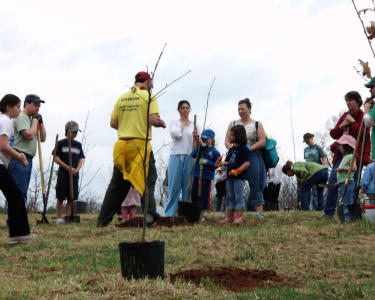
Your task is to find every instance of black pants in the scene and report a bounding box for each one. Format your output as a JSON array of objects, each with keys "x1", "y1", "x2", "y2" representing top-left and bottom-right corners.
[
  {"x1": 140, "y1": 151, "x2": 159, "y2": 219},
  {"x1": 0, "y1": 165, "x2": 30, "y2": 237},
  {"x1": 263, "y1": 182, "x2": 281, "y2": 211},
  {"x1": 97, "y1": 151, "x2": 159, "y2": 227},
  {"x1": 215, "y1": 180, "x2": 226, "y2": 211}
]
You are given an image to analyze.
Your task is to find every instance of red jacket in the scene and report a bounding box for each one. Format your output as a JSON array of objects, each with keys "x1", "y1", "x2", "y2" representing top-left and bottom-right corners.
[{"x1": 330, "y1": 109, "x2": 371, "y2": 166}]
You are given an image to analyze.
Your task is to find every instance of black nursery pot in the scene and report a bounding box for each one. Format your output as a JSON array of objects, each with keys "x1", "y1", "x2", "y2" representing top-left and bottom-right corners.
[
  {"x1": 178, "y1": 201, "x2": 201, "y2": 223},
  {"x1": 64, "y1": 215, "x2": 80, "y2": 223},
  {"x1": 119, "y1": 240, "x2": 165, "y2": 280},
  {"x1": 74, "y1": 201, "x2": 87, "y2": 214}
]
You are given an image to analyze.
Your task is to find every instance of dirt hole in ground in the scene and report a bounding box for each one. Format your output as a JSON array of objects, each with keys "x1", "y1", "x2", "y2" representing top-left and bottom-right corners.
[
  {"x1": 116, "y1": 216, "x2": 191, "y2": 228},
  {"x1": 170, "y1": 267, "x2": 287, "y2": 292}
]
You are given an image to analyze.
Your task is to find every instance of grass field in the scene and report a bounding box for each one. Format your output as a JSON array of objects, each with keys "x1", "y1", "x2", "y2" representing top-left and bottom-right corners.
[{"x1": 1, "y1": 211, "x2": 375, "y2": 299}]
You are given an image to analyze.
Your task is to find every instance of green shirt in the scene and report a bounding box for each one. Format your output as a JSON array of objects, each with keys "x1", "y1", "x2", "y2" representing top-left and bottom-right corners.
[
  {"x1": 337, "y1": 154, "x2": 354, "y2": 183},
  {"x1": 291, "y1": 162, "x2": 327, "y2": 185},
  {"x1": 12, "y1": 111, "x2": 37, "y2": 157}
]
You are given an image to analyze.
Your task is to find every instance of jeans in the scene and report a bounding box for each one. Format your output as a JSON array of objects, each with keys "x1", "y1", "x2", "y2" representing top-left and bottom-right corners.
[
  {"x1": 165, "y1": 154, "x2": 192, "y2": 216},
  {"x1": 0, "y1": 165, "x2": 30, "y2": 237},
  {"x1": 300, "y1": 168, "x2": 328, "y2": 211},
  {"x1": 310, "y1": 188, "x2": 323, "y2": 211},
  {"x1": 246, "y1": 149, "x2": 267, "y2": 210},
  {"x1": 339, "y1": 180, "x2": 355, "y2": 222},
  {"x1": 324, "y1": 158, "x2": 342, "y2": 216},
  {"x1": 8, "y1": 156, "x2": 33, "y2": 204},
  {"x1": 226, "y1": 178, "x2": 245, "y2": 211}
]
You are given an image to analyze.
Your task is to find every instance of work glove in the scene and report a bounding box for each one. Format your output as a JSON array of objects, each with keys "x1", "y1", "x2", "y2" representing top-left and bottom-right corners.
[
  {"x1": 32, "y1": 113, "x2": 43, "y2": 124},
  {"x1": 215, "y1": 155, "x2": 224, "y2": 168},
  {"x1": 199, "y1": 158, "x2": 208, "y2": 165},
  {"x1": 229, "y1": 168, "x2": 242, "y2": 177}
]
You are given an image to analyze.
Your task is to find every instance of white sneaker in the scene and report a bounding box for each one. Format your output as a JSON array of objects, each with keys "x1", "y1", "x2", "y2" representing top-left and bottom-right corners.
[
  {"x1": 256, "y1": 212, "x2": 264, "y2": 219},
  {"x1": 9, "y1": 234, "x2": 35, "y2": 245},
  {"x1": 56, "y1": 218, "x2": 63, "y2": 225},
  {"x1": 146, "y1": 214, "x2": 154, "y2": 224}
]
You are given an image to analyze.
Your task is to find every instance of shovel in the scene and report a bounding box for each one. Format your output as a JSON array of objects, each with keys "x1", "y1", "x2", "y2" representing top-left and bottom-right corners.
[
  {"x1": 36, "y1": 122, "x2": 49, "y2": 224},
  {"x1": 349, "y1": 126, "x2": 368, "y2": 221},
  {"x1": 64, "y1": 130, "x2": 80, "y2": 223},
  {"x1": 335, "y1": 119, "x2": 364, "y2": 223},
  {"x1": 186, "y1": 114, "x2": 198, "y2": 201}
]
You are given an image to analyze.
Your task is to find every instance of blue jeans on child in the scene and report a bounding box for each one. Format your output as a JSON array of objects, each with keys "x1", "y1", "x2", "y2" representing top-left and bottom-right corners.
[
  {"x1": 8, "y1": 156, "x2": 33, "y2": 204},
  {"x1": 339, "y1": 180, "x2": 355, "y2": 222},
  {"x1": 226, "y1": 178, "x2": 245, "y2": 211},
  {"x1": 300, "y1": 168, "x2": 328, "y2": 211}
]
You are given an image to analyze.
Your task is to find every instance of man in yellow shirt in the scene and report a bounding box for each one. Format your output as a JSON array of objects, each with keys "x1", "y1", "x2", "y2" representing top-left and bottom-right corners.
[{"x1": 97, "y1": 71, "x2": 166, "y2": 227}]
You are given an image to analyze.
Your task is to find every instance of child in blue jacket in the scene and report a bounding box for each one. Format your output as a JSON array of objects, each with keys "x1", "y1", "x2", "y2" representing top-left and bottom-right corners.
[
  {"x1": 191, "y1": 129, "x2": 221, "y2": 219},
  {"x1": 361, "y1": 162, "x2": 375, "y2": 202}
]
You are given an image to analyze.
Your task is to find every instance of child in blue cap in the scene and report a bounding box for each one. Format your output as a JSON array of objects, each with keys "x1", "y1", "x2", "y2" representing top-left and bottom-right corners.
[{"x1": 191, "y1": 129, "x2": 221, "y2": 220}]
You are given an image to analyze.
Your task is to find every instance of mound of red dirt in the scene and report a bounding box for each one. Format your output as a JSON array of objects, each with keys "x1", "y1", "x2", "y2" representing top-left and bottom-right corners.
[
  {"x1": 116, "y1": 216, "x2": 191, "y2": 228},
  {"x1": 169, "y1": 267, "x2": 283, "y2": 292}
]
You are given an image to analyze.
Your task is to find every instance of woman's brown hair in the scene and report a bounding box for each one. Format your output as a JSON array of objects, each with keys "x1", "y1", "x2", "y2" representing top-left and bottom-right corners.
[{"x1": 282, "y1": 160, "x2": 293, "y2": 174}]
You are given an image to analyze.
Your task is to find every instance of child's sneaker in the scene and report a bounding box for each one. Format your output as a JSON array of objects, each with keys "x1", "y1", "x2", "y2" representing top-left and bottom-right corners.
[
  {"x1": 56, "y1": 218, "x2": 63, "y2": 225},
  {"x1": 256, "y1": 212, "x2": 264, "y2": 219},
  {"x1": 8, "y1": 234, "x2": 35, "y2": 245}
]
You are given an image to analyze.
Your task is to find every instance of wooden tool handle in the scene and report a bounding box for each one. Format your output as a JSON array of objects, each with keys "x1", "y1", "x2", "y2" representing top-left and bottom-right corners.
[
  {"x1": 46, "y1": 134, "x2": 59, "y2": 203},
  {"x1": 68, "y1": 132, "x2": 74, "y2": 201},
  {"x1": 37, "y1": 124, "x2": 45, "y2": 195}
]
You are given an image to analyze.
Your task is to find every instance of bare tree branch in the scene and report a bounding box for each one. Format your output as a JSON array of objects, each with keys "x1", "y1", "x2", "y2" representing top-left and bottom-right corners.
[
  {"x1": 154, "y1": 70, "x2": 192, "y2": 98},
  {"x1": 352, "y1": 0, "x2": 375, "y2": 61}
]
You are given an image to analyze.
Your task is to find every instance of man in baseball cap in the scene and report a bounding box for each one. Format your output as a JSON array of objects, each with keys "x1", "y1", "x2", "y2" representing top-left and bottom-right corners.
[
  {"x1": 97, "y1": 71, "x2": 166, "y2": 227},
  {"x1": 8, "y1": 94, "x2": 46, "y2": 204},
  {"x1": 24, "y1": 94, "x2": 45, "y2": 103},
  {"x1": 135, "y1": 71, "x2": 151, "y2": 83}
]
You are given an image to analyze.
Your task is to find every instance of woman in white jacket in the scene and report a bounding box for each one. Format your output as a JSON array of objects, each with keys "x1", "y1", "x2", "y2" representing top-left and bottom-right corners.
[{"x1": 165, "y1": 100, "x2": 200, "y2": 216}]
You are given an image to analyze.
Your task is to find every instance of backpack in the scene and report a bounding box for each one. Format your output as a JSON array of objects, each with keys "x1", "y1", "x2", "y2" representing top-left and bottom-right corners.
[{"x1": 255, "y1": 122, "x2": 279, "y2": 169}]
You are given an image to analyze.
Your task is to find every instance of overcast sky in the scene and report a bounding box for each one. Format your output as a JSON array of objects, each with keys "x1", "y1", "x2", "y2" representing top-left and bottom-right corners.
[{"x1": 1, "y1": 0, "x2": 375, "y2": 201}]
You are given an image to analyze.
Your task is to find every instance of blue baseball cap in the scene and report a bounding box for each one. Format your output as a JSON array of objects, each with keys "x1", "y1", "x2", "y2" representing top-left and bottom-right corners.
[
  {"x1": 25, "y1": 94, "x2": 45, "y2": 103},
  {"x1": 201, "y1": 129, "x2": 215, "y2": 139}
]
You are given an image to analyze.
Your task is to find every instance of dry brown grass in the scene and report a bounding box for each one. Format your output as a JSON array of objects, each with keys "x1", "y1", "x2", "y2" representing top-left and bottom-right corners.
[{"x1": 0, "y1": 211, "x2": 374, "y2": 299}]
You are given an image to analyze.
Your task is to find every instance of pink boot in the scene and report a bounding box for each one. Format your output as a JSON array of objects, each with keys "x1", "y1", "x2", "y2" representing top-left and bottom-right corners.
[
  {"x1": 234, "y1": 211, "x2": 243, "y2": 224},
  {"x1": 129, "y1": 207, "x2": 137, "y2": 220},
  {"x1": 121, "y1": 207, "x2": 129, "y2": 222},
  {"x1": 225, "y1": 210, "x2": 235, "y2": 223}
]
